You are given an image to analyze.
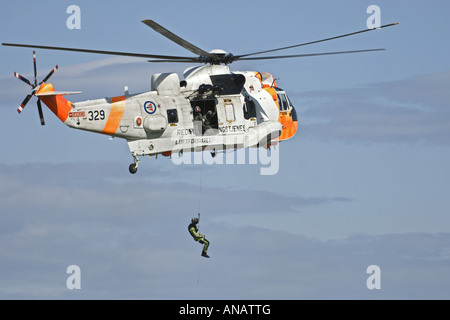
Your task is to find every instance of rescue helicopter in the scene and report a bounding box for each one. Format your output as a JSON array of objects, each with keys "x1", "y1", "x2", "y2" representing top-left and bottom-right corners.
[{"x1": 3, "y1": 20, "x2": 398, "y2": 174}]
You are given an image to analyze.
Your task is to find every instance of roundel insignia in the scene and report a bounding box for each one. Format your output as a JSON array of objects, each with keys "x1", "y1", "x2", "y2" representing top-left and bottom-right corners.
[
  {"x1": 144, "y1": 101, "x2": 157, "y2": 114},
  {"x1": 136, "y1": 117, "x2": 142, "y2": 126}
]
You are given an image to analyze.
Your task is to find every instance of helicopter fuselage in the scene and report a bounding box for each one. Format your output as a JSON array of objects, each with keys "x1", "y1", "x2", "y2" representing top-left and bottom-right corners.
[{"x1": 37, "y1": 65, "x2": 298, "y2": 164}]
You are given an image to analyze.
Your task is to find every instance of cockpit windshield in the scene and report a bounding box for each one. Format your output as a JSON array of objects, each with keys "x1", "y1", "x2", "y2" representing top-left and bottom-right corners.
[
  {"x1": 277, "y1": 92, "x2": 289, "y2": 111},
  {"x1": 275, "y1": 88, "x2": 297, "y2": 121},
  {"x1": 275, "y1": 88, "x2": 292, "y2": 111}
]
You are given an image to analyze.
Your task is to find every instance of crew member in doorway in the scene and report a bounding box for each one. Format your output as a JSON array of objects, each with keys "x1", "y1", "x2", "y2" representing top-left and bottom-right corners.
[
  {"x1": 193, "y1": 106, "x2": 203, "y2": 135},
  {"x1": 188, "y1": 217, "x2": 210, "y2": 258},
  {"x1": 202, "y1": 109, "x2": 216, "y2": 134}
]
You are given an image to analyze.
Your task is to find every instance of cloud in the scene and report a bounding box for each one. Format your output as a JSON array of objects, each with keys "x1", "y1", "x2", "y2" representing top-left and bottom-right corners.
[
  {"x1": 0, "y1": 161, "x2": 351, "y2": 220},
  {"x1": 1, "y1": 162, "x2": 449, "y2": 299},
  {"x1": 1, "y1": 211, "x2": 449, "y2": 299},
  {"x1": 294, "y1": 70, "x2": 450, "y2": 145}
]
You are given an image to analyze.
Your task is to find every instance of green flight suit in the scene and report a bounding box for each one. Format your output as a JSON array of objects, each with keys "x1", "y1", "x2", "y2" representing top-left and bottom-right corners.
[{"x1": 188, "y1": 222, "x2": 210, "y2": 254}]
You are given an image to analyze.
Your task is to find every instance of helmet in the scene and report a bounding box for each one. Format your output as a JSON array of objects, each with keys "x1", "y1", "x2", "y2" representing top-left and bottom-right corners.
[
  {"x1": 191, "y1": 218, "x2": 199, "y2": 224},
  {"x1": 194, "y1": 106, "x2": 201, "y2": 113}
]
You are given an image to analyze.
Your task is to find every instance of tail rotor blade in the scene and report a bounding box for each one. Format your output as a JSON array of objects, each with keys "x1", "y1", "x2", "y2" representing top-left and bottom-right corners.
[
  {"x1": 14, "y1": 72, "x2": 34, "y2": 87},
  {"x1": 40, "y1": 65, "x2": 58, "y2": 84},
  {"x1": 18, "y1": 91, "x2": 35, "y2": 113},
  {"x1": 13, "y1": 51, "x2": 48, "y2": 122},
  {"x1": 37, "y1": 99, "x2": 45, "y2": 125},
  {"x1": 33, "y1": 51, "x2": 38, "y2": 86}
]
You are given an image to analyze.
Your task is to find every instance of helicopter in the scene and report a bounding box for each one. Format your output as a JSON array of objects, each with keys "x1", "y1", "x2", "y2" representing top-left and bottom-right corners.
[{"x1": 3, "y1": 20, "x2": 398, "y2": 174}]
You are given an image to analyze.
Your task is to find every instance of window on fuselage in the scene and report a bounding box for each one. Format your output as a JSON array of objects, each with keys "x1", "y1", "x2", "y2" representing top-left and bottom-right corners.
[
  {"x1": 167, "y1": 109, "x2": 178, "y2": 123},
  {"x1": 210, "y1": 74, "x2": 246, "y2": 95},
  {"x1": 244, "y1": 99, "x2": 256, "y2": 120}
]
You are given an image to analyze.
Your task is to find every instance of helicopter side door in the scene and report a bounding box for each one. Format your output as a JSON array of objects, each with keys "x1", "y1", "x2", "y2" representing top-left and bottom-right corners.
[{"x1": 217, "y1": 95, "x2": 247, "y2": 137}]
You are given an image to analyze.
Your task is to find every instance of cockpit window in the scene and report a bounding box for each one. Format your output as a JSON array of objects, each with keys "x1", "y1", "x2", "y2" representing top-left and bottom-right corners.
[
  {"x1": 286, "y1": 95, "x2": 293, "y2": 107},
  {"x1": 277, "y1": 93, "x2": 289, "y2": 111}
]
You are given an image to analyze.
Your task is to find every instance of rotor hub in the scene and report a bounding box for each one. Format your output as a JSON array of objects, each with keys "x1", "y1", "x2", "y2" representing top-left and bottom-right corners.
[{"x1": 205, "y1": 49, "x2": 234, "y2": 65}]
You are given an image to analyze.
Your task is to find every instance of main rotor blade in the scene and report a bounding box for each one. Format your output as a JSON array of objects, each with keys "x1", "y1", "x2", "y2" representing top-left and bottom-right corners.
[
  {"x1": 141, "y1": 19, "x2": 212, "y2": 58},
  {"x1": 236, "y1": 49, "x2": 385, "y2": 61},
  {"x1": 37, "y1": 99, "x2": 45, "y2": 126},
  {"x1": 2, "y1": 43, "x2": 197, "y2": 61},
  {"x1": 236, "y1": 23, "x2": 398, "y2": 59},
  {"x1": 147, "y1": 59, "x2": 201, "y2": 63}
]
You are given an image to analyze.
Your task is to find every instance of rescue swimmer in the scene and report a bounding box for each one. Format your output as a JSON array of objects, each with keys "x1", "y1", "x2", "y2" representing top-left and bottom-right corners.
[{"x1": 188, "y1": 217, "x2": 210, "y2": 258}]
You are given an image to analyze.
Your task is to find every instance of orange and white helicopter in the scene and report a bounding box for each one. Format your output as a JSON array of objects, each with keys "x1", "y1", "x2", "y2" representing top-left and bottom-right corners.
[{"x1": 3, "y1": 20, "x2": 397, "y2": 173}]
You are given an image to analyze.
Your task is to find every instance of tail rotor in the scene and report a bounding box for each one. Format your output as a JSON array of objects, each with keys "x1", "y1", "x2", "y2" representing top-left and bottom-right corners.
[{"x1": 14, "y1": 51, "x2": 58, "y2": 125}]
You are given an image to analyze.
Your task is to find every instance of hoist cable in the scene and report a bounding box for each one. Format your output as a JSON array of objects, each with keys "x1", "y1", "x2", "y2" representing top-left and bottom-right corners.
[{"x1": 197, "y1": 157, "x2": 203, "y2": 228}]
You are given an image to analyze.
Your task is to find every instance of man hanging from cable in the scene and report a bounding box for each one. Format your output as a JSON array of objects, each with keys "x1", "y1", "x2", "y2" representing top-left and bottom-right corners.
[{"x1": 188, "y1": 216, "x2": 210, "y2": 258}]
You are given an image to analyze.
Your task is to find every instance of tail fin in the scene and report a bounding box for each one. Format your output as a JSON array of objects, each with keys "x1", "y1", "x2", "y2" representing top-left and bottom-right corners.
[{"x1": 36, "y1": 83, "x2": 81, "y2": 123}]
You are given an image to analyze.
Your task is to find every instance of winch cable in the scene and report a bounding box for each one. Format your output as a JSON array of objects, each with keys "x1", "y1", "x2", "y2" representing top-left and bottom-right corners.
[{"x1": 197, "y1": 159, "x2": 203, "y2": 229}]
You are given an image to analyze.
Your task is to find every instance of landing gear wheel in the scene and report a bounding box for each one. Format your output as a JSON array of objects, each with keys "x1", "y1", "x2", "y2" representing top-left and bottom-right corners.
[
  {"x1": 129, "y1": 154, "x2": 140, "y2": 174},
  {"x1": 129, "y1": 163, "x2": 138, "y2": 174}
]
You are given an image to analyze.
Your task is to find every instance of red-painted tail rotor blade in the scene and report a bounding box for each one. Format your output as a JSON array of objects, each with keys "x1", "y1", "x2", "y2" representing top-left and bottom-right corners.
[
  {"x1": 40, "y1": 65, "x2": 58, "y2": 84},
  {"x1": 14, "y1": 72, "x2": 33, "y2": 87},
  {"x1": 37, "y1": 99, "x2": 45, "y2": 125},
  {"x1": 33, "y1": 51, "x2": 38, "y2": 86},
  {"x1": 18, "y1": 93, "x2": 34, "y2": 113}
]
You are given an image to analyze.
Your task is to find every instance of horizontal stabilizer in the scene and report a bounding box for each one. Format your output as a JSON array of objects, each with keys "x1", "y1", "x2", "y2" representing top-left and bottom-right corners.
[{"x1": 36, "y1": 91, "x2": 82, "y2": 97}]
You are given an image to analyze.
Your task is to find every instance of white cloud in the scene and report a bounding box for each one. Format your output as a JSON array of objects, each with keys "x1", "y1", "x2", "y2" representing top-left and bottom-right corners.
[{"x1": 0, "y1": 162, "x2": 450, "y2": 299}]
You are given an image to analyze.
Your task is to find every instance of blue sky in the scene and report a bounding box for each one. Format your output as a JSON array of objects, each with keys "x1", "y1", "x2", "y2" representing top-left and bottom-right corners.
[{"x1": 1, "y1": 0, "x2": 450, "y2": 299}]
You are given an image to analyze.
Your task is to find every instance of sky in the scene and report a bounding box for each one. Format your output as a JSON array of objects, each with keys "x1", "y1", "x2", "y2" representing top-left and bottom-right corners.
[{"x1": 1, "y1": 0, "x2": 450, "y2": 300}]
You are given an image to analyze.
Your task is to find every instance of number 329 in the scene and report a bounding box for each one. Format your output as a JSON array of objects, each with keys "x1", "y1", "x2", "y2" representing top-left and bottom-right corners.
[{"x1": 88, "y1": 110, "x2": 105, "y2": 121}]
